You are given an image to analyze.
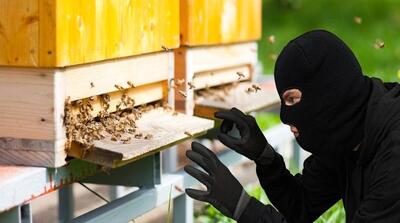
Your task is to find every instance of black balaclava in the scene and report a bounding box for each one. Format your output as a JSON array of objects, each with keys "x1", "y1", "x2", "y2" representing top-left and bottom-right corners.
[{"x1": 274, "y1": 30, "x2": 373, "y2": 161}]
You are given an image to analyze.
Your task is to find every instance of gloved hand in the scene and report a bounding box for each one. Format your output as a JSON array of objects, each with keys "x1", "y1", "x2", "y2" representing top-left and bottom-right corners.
[
  {"x1": 184, "y1": 142, "x2": 251, "y2": 220},
  {"x1": 215, "y1": 107, "x2": 275, "y2": 165}
]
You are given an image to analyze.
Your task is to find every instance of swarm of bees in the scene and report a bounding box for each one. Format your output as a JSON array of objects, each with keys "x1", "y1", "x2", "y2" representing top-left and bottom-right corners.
[{"x1": 64, "y1": 83, "x2": 175, "y2": 154}]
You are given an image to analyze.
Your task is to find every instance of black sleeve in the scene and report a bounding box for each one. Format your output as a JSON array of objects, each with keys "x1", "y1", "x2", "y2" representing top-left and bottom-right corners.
[
  {"x1": 352, "y1": 135, "x2": 400, "y2": 223},
  {"x1": 254, "y1": 152, "x2": 341, "y2": 223},
  {"x1": 238, "y1": 197, "x2": 288, "y2": 223}
]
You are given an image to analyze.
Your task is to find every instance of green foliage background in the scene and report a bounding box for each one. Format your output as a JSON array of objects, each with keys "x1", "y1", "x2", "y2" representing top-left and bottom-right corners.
[{"x1": 259, "y1": 0, "x2": 400, "y2": 82}]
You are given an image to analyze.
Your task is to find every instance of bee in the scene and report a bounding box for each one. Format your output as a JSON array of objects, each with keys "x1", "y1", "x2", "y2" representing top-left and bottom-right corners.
[
  {"x1": 114, "y1": 84, "x2": 124, "y2": 91},
  {"x1": 121, "y1": 137, "x2": 131, "y2": 144},
  {"x1": 187, "y1": 82, "x2": 195, "y2": 89},
  {"x1": 354, "y1": 16, "x2": 362, "y2": 25},
  {"x1": 269, "y1": 54, "x2": 278, "y2": 61},
  {"x1": 90, "y1": 82, "x2": 95, "y2": 88},
  {"x1": 178, "y1": 90, "x2": 187, "y2": 98},
  {"x1": 89, "y1": 96, "x2": 95, "y2": 101},
  {"x1": 174, "y1": 185, "x2": 183, "y2": 193},
  {"x1": 246, "y1": 87, "x2": 255, "y2": 93},
  {"x1": 267, "y1": 35, "x2": 275, "y2": 44},
  {"x1": 144, "y1": 134, "x2": 153, "y2": 140},
  {"x1": 374, "y1": 39, "x2": 385, "y2": 49},
  {"x1": 161, "y1": 45, "x2": 169, "y2": 51},
  {"x1": 75, "y1": 100, "x2": 83, "y2": 106},
  {"x1": 127, "y1": 81, "x2": 136, "y2": 88},
  {"x1": 134, "y1": 133, "x2": 143, "y2": 139},
  {"x1": 236, "y1": 71, "x2": 245, "y2": 80},
  {"x1": 184, "y1": 131, "x2": 193, "y2": 137},
  {"x1": 252, "y1": 84, "x2": 262, "y2": 92}
]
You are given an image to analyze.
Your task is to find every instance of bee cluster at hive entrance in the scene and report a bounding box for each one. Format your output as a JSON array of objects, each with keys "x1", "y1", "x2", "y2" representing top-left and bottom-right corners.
[{"x1": 64, "y1": 83, "x2": 173, "y2": 154}]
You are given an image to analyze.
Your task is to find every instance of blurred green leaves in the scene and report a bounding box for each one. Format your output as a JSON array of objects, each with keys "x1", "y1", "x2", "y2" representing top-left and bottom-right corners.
[{"x1": 260, "y1": 0, "x2": 400, "y2": 82}]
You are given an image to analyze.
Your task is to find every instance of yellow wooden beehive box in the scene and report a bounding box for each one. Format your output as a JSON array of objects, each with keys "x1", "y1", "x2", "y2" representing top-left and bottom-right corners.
[
  {"x1": 179, "y1": 0, "x2": 262, "y2": 46},
  {"x1": 0, "y1": 0, "x2": 180, "y2": 67}
]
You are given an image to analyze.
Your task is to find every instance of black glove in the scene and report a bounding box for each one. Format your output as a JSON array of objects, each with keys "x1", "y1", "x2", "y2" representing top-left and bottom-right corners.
[
  {"x1": 215, "y1": 107, "x2": 275, "y2": 165},
  {"x1": 184, "y1": 142, "x2": 251, "y2": 220}
]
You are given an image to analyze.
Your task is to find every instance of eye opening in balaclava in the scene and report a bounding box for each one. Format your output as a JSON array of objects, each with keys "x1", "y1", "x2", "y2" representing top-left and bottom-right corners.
[{"x1": 274, "y1": 30, "x2": 372, "y2": 161}]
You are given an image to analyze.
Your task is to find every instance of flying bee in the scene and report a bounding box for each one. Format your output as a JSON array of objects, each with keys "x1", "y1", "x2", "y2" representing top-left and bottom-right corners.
[
  {"x1": 178, "y1": 90, "x2": 187, "y2": 98},
  {"x1": 354, "y1": 16, "x2": 362, "y2": 25},
  {"x1": 115, "y1": 84, "x2": 124, "y2": 91},
  {"x1": 267, "y1": 35, "x2": 275, "y2": 44},
  {"x1": 90, "y1": 82, "x2": 95, "y2": 88},
  {"x1": 252, "y1": 84, "x2": 262, "y2": 92},
  {"x1": 374, "y1": 39, "x2": 385, "y2": 49},
  {"x1": 127, "y1": 81, "x2": 136, "y2": 88},
  {"x1": 187, "y1": 82, "x2": 195, "y2": 89},
  {"x1": 246, "y1": 87, "x2": 255, "y2": 93},
  {"x1": 236, "y1": 72, "x2": 245, "y2": 80}
]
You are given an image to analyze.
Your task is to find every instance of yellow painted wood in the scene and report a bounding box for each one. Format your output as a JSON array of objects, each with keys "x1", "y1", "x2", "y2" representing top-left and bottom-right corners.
[
  {"x1": 180, "y1": 0, "x2": 262, "y2": 46},
  {"x1": 0, "y1": 0, "x2": 179, "y2": 67}
]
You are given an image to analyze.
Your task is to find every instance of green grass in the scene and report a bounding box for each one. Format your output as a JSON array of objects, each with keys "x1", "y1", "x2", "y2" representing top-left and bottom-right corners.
[{"x1": 259, "y1": 0, "x2": 400, "y2": 82}]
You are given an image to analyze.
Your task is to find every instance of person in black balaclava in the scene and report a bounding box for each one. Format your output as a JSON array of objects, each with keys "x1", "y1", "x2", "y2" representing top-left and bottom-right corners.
[{"x1": 184, "y1": 29, "x2": 400, "y2": 222}]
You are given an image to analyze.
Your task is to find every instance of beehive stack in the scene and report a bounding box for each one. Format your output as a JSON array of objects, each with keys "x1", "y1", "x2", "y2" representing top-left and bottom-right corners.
[
  {"x1": 0, "y1": 0, "x2": 214, "y2": 167},
  {"x1": 174, "y1": 0, "x2": 278, "y2": 118}
]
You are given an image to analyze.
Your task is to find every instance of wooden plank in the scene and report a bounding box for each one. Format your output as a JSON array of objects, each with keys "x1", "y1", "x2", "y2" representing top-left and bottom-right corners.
[
  {"x1": 0, "y1": 68, "x2": 64, "y2": 141},
  {"x1": 0, "y1": 0, "x2": 39, "y2": 66},
  {"x1": 193, "y1": 65, "x2": 251, "y2": 90},
  {"x1": 0, "y1": 0, "x2": 180, "y2": 67},
  {"x1": 180, "y1": 0, "x2": 262, "y2": 46},
  {"x1": 0, "y1": 139, "x2": 66, "y2": 167},
  {"x1": 187, "y1": 42, "x2": 257, "y2": 73},
  {"x1": 68, "y1": 107, "x2": 214, "y2": 167},
  {"x1": 194, "y1": 81, "x2": 280, "y2": 119},
  {"x1": 63, "y1": 52, "x2": 172, "y2": 101}
]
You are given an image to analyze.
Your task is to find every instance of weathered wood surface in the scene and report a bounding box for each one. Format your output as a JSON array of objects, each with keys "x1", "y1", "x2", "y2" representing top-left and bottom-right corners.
[
  {"x1": 174, "y1": 42, "x2": 257, "y2": 115},
  {"x1": 194, "y1": 80, "x2": 280, "y2": 119},
  {"x1": 68, "y1": 107, "x2": 214, "y2": 167}
]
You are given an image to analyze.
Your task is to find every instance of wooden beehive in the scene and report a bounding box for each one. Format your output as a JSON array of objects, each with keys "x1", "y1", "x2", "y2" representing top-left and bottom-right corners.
[
  {"x1": 0, "y1": 1, "x2": 215, "y2": 168},
  {"x1": 0, "y1": 0, "x2": 180, "y2": 67},
  {"x1": 174, "y1": 42, "x2": 279, "y2": 118},
  {"x1": 180, "y1": 0, "x2": 262, "y2": 46}
]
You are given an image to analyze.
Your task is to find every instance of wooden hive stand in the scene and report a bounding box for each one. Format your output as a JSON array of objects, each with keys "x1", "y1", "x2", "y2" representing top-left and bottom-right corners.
[{"x1": 0, "y1": 0, "x2": 214, "y2": 168}]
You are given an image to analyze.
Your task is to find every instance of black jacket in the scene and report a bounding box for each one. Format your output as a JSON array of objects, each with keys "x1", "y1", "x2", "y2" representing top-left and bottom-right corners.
[{"x1": 239, "y1": 78, "x2": 400, "y2": 223}]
